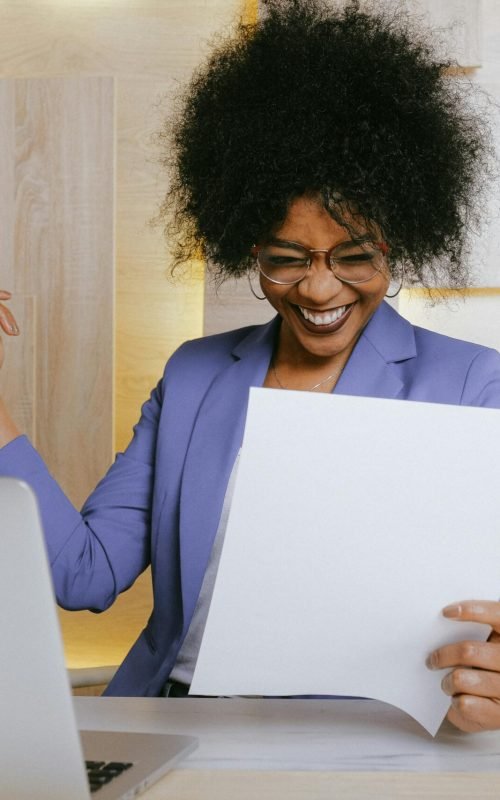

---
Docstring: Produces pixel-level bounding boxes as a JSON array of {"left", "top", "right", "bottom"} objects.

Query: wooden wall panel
[
  {"left": 0, "top": 76, "right": 116, "bottom": 671},
  {"left": 0, "top": 82, "right": 15, "bottom": 282},
  {"left": 0, "top": 2, "right": 244, "bottom": 82},
  {"left": 0, "top": 76, "right": 115, "bottom": 508}
]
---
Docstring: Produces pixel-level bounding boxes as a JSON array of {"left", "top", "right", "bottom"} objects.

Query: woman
[{"left": 1, "top": 0, "right": 500, "bottom": 731}]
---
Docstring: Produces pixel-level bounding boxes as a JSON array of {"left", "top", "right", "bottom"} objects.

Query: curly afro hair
[{"left": 158, "top": 0, "right": 493, "bottom": 288}]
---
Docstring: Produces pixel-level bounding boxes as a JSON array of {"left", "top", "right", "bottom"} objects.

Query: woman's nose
[{"left": 297, "top": 254, "right": 344, "bottom": 300}]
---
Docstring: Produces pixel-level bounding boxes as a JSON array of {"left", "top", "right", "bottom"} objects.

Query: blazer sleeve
[
  {"left": 0, "top": 374, "right": 165, "bottom": 612},
  {"left": 460, "top": 348, "right": 500, "bottom": 408}
]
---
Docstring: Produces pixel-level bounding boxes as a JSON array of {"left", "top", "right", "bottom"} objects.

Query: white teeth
[{"left": 299, "top": 305, "right": 347, "bottom": 326}]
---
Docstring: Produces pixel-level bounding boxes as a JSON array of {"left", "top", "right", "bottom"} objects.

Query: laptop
[{"left": 0, "top": 477, "right": 197, "bottom": 800}]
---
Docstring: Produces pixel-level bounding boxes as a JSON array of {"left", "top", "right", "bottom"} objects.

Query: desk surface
[{"left": 74, "top": 697, "right": 500, "bottom": 799}]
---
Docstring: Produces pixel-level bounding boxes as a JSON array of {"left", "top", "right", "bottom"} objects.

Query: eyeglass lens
[{"left": 258, "top": 240, "right": 382, "bottom": 285}]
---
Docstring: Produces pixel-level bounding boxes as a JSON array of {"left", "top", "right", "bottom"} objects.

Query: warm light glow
[
  {"left": 242, "top": 0, "right": 258, "bottom": 25},
  {"left": 401, "top": 287, "right": 500, "bottom": 299}
]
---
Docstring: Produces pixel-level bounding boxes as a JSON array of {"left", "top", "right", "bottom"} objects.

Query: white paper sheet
[{"left": 190, "top": 389, "right": 500, "bottom": 735}]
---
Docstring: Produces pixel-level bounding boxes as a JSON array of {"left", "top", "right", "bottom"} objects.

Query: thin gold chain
[{"left": 271, "top": 360, "right": 342, "bottom": 391}]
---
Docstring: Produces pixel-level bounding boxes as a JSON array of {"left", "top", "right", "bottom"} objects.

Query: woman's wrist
[{"left": 0, "top": 397, "right": 20, "bottom": 448}]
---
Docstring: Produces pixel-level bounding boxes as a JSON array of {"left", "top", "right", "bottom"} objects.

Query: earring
[
  {"left": 385, "top": 264, "right": 405, "bottom": 299},
  {"left": 247, "top": 269, "right": 267, "bottom": 301}
]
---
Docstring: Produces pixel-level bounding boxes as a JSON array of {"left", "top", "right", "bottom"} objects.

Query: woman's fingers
[
  {"left": 0, "top": 311, "right": 19, "bottom": 335},
  {"left": 442, "top": 667, "right": 500, "bottom": 699},
  {"left": 427, "top": 639, "right": 500, "bottom": 672},
  {"left": 427, "top": 601, "right": 500, "bottom": 732},
  {"left": 0, "top": 293, "right": 20, "bottom": 370},
  {"left": 441, "top": 600, "right": 500, "bottom": 632},
  {"left": 0, "top": 293, "right": 20, "bottom": 336},
  {"left": 447, "top": 695, "right": 500, "bottom": 733},
  {"left": 426, "top": 600, "right": 500, "bottom": 676}
]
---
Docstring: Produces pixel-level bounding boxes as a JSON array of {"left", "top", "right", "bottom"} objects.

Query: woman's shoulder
[
  {"left": 173, "top": 321, "right": 272, "bottom": 362},
  {"left": 160, "top": 318, "right": 276, "bottom": 387},
  {"left": 369, "top": 303, "right": 500, "bottom": 407},
  {"left": 388, "top": 307, "right": 500, "bottom": 407}
]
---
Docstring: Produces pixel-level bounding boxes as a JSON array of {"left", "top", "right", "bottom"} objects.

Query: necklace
[{"left": 271, "top": 360, "right": 343, "bottom": 392}]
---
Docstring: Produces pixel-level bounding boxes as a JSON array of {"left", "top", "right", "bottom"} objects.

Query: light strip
[
  {"left": 243, "top": 0, "right": 258, "bottom": 25},
  {"left": 402, "top": 287, "right": 500, "bottom": 298}
]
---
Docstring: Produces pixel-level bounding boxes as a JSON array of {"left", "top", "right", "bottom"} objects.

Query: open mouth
[{"left": 294, "top": 302, "right": 355, "bottom": 333}]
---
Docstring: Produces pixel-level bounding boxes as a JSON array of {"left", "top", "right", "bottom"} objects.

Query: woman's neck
[{"left": 264, "top": 327, "right": 355, "bottom": 393}]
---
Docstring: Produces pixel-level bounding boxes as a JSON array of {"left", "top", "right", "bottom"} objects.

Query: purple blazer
[{"left": 2, "top": 301, "right": 500, "bottom": 696}]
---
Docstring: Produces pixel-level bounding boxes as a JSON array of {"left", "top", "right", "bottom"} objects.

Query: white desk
[{"left": 75, "top": 697, "right": 500, "bottom": 798}]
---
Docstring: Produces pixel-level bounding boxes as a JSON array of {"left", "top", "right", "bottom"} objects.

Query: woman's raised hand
[
  {"left": 0, "top": 291, "right": 21, "bottom": 445},
  {"left": 0, "top": 290, "right": 19, "bottom": 370},
  {"left": 427, "top": 600, "right": 500, "bottom": 732}
]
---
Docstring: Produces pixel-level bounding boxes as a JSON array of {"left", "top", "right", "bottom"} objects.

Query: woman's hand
[
  {"left": 427, "top": 600, "right": 500, "bottom": 732},
  {"left": 0, "top": 290, "right": 21, "bottom": 445},
  {"left": 0, "top": 290, "right": 20, "bottom": 369}
]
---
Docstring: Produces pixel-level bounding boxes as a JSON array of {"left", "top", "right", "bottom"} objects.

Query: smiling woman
[
  {"left": 155, "top": 0, "right": 493, "bottom": 394},
  {"left": 1, "top": 0, "right": 500, "bottom": 733}
]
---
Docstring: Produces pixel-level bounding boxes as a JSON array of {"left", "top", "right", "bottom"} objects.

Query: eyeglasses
[{"left": 251, "top": 238, "right": 389, "bottom": 286}]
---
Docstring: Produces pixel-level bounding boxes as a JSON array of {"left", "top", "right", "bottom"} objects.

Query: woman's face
[{"left": 259, "top": 196, "right": 390, "bottom": 363}]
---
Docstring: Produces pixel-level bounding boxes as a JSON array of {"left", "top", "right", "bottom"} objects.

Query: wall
[{"left": 399, "top": 0, "right": 500, "bottom": 348}]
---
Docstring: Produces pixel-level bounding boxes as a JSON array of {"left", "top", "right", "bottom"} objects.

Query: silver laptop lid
[
  {"left": 0, "top": 477, "right": 89, "bottom": 799},
  {"left": 0, "top": 477, "right": 198, "bottom": 800}
]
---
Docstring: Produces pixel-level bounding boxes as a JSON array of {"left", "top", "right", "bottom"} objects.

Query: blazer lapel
[
  {"left": 178, "top": 318, "right": 279, "bottom": 625},
  {"left": 335, "top": 301, "right": 416, "bottom": 399}
]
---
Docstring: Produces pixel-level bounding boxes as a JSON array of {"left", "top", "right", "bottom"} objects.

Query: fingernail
[
  {"left": 426, "top": 652, "right": 439, "bottom": 669},
  {"left": 443, "top": 604, "right": 461, "bottom": 618}
]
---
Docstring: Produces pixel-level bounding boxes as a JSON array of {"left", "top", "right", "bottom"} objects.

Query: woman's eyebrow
[
  {"left": 336, "top": 233, "right": 372, "bottom": 244},
  {"left": 266, "top": 237, "right": 305, "bottom": 247},
  {"left": 267, "top": 235, "right": 371, "bottom": 248}
]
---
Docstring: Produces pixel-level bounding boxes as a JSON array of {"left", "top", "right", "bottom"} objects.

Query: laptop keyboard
[{"left": 85, "top": 760, "right": 133, "bottom": 793}]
